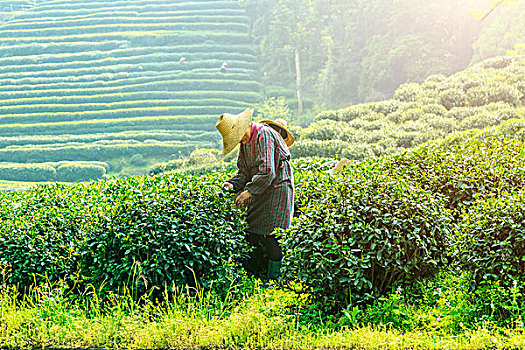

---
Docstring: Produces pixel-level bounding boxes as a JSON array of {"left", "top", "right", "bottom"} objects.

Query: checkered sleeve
[
  {"left": 226, "top": 147, "right": 250, "bottom": 192},
  {"left": 245, "top": 128, "right": 276, "bottom": 195}
]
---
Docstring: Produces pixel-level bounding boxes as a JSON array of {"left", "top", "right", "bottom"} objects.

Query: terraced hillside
[{"left": 0, "top": 0, "right": 262, "bottom": 182}]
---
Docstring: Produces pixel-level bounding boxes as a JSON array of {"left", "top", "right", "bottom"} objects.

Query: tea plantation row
[
  {"left": 288, "top": 136, "right": 525, "bottom": 310},
  {"left": 0, "top": 0, "right": 261, "bottom": 180},
  {"left": 294, "top": 55, "right": 525, "bottom": 160},
  {"left": 0, "top": 135, "right": 522, "bottom": 322}
]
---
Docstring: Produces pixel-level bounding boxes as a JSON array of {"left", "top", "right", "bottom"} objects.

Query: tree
[
  {"left": 358, "top": 0, "right": 479, "bottom": 101},
  {"left": 471, "top": 0, "right": 525, "bottom": 61},
  {"left": 243, "top": 0, "right": 511, "bottom": 111},
  {"left": 474, "top": 0, "right": 522, "bottom": 21}
]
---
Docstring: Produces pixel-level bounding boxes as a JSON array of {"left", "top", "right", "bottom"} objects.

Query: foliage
[
  {"left": 0, "top": 141, "right": 202, "bottom": 164},
  {"left": 0, "top": 277, "right": 522, "bottom": 349},
  {"left": 281, "top": 169, "right": 452, "bottom": 309},
  {"left": 352, "top": 270, "right": 525, "bottom": 331},
  {"left": 393, "top": 83, "right": 422, "bottom": 102},
  {"left": 283, "top": 133, "right": 525, "bottom": 312},
  {"left": 2, "top": 124, "right": 525, "bottom": 330},
  {"left": 150, "top": 148, "right": 236, "bottom": 176},
  {"left": 0, "top": 0, "right": 262, "bottom": 182},
  {"left": 56, "top": 163, "right": 106, "bottom": 182},
  {"left": 290, "top": 156, "right": 334, "bottom": 172},
  {"left": 129, "top": 153, "right": 147, "bottom": 166},
  {"left": 454, "top": 191, "right": 525, "bottom": 283},
  {"left": 0, "top": 172, "right": 249, "bottom": 297},
  {"left": 466, "top": 83, "right": 523, "bottom": 107},
  {"left": 0, "top": 161, "right": 111, "bottom": 182},
  {"left": 472, "top": 0, "right": 525, "bottom": 62},
  {"left": 291, "top": 139, "right": 377, "bottom": 160},
  {"left": 439, "top": 88, "right": 467, "bottom": 109},
  {"left": 377, "top": 138, "right": 525, "bottom": 212},
  {"left": 458, "top": 110, "right": 499, "bottom": 130},
  {"left": 0, "top": 163, "right": 56, "bottom": 182},
  {"left": 254, "top": 96, "right": 292, "bottom": 122},
  {"left": 466, "top": 278, "right": 525, "bottom": 327},
  {"left": 299, "top": 55, "right": 525, "bottom": 160}
]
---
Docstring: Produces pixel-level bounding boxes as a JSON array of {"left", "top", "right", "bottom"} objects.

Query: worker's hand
[
  {"left": 222, "top": 182, "right": 234, "bottom": 190},
  {"left": 235, "top": 190, "right": 252, "bottom": 208}
]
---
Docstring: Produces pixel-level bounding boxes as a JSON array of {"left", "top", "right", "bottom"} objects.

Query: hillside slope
[
  {"left": 293, "top": 55, "right": 525, "bottom": 160},
  {"left": 0, "top": 0, "right": 261, "bottom": 181}
]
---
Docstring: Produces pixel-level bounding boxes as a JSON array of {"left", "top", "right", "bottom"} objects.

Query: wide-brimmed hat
[
  {"left": 216, "top": 108, "right": 253, "bottom": 155},
  {"left": 260, "top": 119, "right": 295, "bottom": 147}
]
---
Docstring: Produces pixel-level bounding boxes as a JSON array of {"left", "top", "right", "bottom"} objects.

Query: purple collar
[{"left": 247, "top": 123, "right": 261, "bottom": 145}]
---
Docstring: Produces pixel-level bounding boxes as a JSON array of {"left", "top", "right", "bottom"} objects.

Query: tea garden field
[
  {"left": 0, "top": 123, "right": 524, "bottom": 348},
  {"left": 0, "top": 0, "right": 261, "bottom": 183},
  {"left": 0, "top": 0, "right": 524, "bottom": 347}
]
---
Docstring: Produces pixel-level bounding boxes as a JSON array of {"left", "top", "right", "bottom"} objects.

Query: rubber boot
[{"left": 267, "top": 259, "right": 282, "bottom": 281}]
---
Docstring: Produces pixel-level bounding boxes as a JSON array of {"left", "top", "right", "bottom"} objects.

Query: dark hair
[{"left": 268, "top": 124, "right": 288, "bottom": 139}]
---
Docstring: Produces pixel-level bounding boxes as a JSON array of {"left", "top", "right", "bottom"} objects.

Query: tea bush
[
  {"left": 56, "top": 163, "right": 106, "bottom": 182},
  {"left": 368, "top": 99, "right": 401, "bottom": 115},
  {"left": 477, "top": 56, "right": 515, "bottom": 70},
  {"left": 315, "top": 104, "right": 376, "bottom": 122},
  {"left": 393, "top": 82, "right": 421, "bottom": 102},
  {"left": 188, "top": 148, "right": 221, "bottom": 164},
  {"left": 454, "top": 191, "right": 525, "bottom": 283},
  {"left": 149, "top": 148, "right": 236, "bottom": 176},
  {"left": 0, "top": 163, "right": 57, "bottom": 181},
  {"left": 412, "top": 129, "right": 450, "bottom": 146},
  {"left": 439, "top": 87, "right": 466, "bottom": 109},
  {"left": 301, "top": 120, "right": 346, "bottom": 141},
  {"left": 419, "top": 114, "right": 456, "bottom": 133},
  {"left": 0, "top": 185, "right": 90, "bottom": 287},
  {"left": 150, "top": 159, "right": 186, "bottom": 175},
  {"left": 0, "top": 173, "right": 249, "bottom": 297},
  {"left": 284, "top": 136, "right": 525, "bottom": 311},
  {"left": 445, "top": 106, "right": 485, "bottom": 121},
  {"left": 129, "top": 153, "right": 147, "bottom": 166},
  {"left": 82, "top": 174, "right": 248, "bottom": 295},
  {"left": 298, "top": 56, "right": 525, "bottom": 162},
  {"left": 422, "top": 103, "right": 448, "bottom": 116},
  {"left": 281, "top": 169, "right": 452, "bottom": 309},
  {"left": 459, "top": 110, "right": 499, "bottom": 130},
  {"left": 290, "top": 156, "right": 334, "bottom": 172},
  {"left": 342, "top": 143, "right": 377, "bottom": 160},
  {"left": 466, "top": 83, "right": 522, "bottom": 107},
  {"left": 314, "top": 109, "right": 340, "bottom": 121},
  {"left": 379, "top": 138, "right": 525, "bottom": 212},
  {"left": 291, "top": 139, "right": 352, "bottom": 159}
]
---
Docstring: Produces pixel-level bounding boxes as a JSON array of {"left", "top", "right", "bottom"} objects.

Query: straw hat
[
  {"left": 260, "top": 119, "right": 295, "bottom": 147},
  {"left": 325, "top": 158, "right": 351, "bottom": 175},
  {"left": 216, "top": 108, "right": 253, "bottom": 155}
]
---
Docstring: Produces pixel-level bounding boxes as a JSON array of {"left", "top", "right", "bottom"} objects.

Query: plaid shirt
[{"left": 227, "top": 123, "right": 294, "bottom": 235}]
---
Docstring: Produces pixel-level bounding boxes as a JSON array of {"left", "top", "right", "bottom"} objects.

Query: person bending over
[{"left": 216, "top": 109, "right": 294, "bottom": 281}]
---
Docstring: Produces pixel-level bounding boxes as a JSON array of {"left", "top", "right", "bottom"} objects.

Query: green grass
[{"left": 0, "top": 279, "right": 522, "bottom": 349}]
